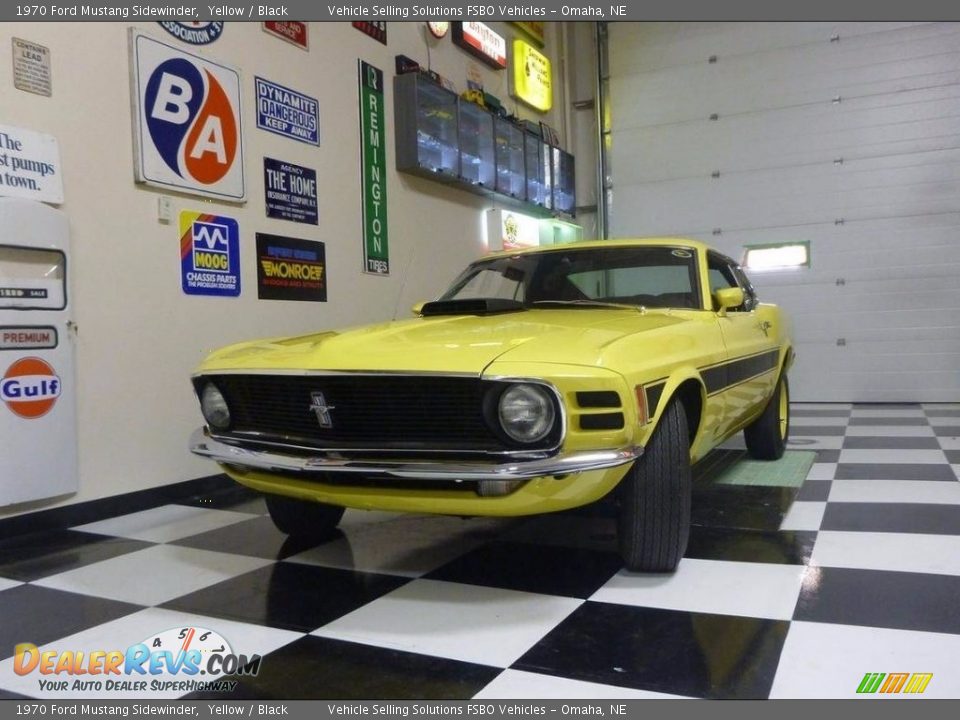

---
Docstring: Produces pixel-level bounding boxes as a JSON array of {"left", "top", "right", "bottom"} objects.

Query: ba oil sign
[{"left": 130, "top": 30, "right": 245, "bottom": 201}]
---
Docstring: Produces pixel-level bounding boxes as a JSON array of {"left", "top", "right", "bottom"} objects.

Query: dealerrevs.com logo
[
  {"left": 857, "top": 672, "right": 933, "bottom": 695},
  {"left": 13, "top": 627, "right": 260, "bottom": 695}
]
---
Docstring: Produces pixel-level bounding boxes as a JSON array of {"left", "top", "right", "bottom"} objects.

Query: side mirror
[
  {"left": 714, "top": 287, "right": 744, "bottom": 316},
  {"left": 411, "top": 302, "right": 425, "bottom": 316}
]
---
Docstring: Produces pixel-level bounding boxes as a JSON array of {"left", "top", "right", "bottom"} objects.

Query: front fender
[{"left": 638, "top": 367, "right": 710, "bottom": 459}]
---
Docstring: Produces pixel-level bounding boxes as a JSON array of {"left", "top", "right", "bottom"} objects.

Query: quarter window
[{"left": 707, "top": 252, "right": 749, "bottom": 312}]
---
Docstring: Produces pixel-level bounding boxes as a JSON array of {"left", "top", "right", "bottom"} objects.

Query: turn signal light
[{"left": 634, "top": 386, "right": 649, "bottom": 426}]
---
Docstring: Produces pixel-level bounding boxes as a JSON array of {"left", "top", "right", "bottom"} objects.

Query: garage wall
[
  {"left": 607, "top": 22, "right": 960, "bottom": 402},
  {"left": 0, "top": 21, "right": 568, "bottom": 516}
]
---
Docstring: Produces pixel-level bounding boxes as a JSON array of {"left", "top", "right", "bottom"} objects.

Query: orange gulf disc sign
[{"left": 1, "top": 357, "right": 62, "bottom": 419}]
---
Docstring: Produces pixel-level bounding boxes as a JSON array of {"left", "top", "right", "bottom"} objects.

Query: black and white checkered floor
[{"left": 1, "top": 403, "right": 959, "bottom": 700}]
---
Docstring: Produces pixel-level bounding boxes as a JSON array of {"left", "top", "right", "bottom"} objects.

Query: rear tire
[
  {"left": 617, "top": 400, "right": 692, "bottom": 572},
  {"left": 265, "top": 495, "right": 344, "bottom": 539},
  {"left": 744, "top": 374, "right": 790, "bottom": 460}
]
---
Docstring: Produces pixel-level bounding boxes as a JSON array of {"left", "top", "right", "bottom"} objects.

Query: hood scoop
[{"left": 420, "top": 298, "right": 525, "bottom": 316}]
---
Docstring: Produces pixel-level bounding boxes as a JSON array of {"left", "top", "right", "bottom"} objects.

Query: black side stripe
[
  {"left": 641, "top": 349, "right": 778, "bottom": 417},
  {"left": 702, "top": 349, "right": 780, "bottom": 395}
]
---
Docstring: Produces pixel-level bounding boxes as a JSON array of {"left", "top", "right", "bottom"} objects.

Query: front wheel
[
  {"left": 617, "top": 399, "right": 692, "bottom": 572},
  {"left": 265, "top": 494, "right": 344, "bottom": 539},
  {"left": 744, "top": 374, "right": 790, "bottom": 460}
]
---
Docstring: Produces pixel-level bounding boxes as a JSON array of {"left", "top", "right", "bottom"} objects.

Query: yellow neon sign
[{"left": 511, "top": 39, "right": 552, "bottom": 112}]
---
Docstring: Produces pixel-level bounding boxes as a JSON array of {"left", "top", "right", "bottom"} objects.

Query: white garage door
[{"left": 607, "top": 22, "right": 960, "bottom": 402}]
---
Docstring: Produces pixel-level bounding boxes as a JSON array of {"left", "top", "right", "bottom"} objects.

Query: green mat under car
[{"left": 693, "top": 449, "right": 817, "bottom": 488}]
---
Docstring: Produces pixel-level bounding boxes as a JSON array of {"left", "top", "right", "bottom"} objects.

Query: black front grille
[{"left": 197, "top": 374, "right": 550, "bottom": 454}]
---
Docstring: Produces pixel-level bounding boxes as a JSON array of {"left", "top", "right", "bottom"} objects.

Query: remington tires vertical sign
[{"left": 359, "top": 61, "right": 389, "bottom": 275}]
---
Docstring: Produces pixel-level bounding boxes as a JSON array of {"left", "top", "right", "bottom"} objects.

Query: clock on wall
[{"left": 427, "top": 22, "right": 450, "bottom": 39}]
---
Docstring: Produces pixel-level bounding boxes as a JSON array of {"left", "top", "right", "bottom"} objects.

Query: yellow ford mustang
[{"left": 190, "top": 238, "right": 793, "bottom": 571}]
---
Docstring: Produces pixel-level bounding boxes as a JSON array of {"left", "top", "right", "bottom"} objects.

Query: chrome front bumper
[{"left": 189, "top": 428, "right": 641, "bottom": 481}]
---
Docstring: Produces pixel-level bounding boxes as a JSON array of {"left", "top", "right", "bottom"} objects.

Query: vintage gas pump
[{"left": 0, "top": 196, "right": 77, "bottom": 505}]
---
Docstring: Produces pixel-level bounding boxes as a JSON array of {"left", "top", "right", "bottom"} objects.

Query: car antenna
[{"left": 391, "top": 246, "right": 418, "bottom": 320}]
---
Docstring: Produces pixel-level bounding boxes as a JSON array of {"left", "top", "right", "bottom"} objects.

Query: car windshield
[{"left": 440, "top": 246, "right": 701, "bottom": 310}]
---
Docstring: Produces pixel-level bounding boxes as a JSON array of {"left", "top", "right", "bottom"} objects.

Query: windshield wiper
[{"left": 530, "top": 300, "right": 642, "bottom": 311}]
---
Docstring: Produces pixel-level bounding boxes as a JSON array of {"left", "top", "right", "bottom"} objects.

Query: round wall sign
[{"left": 427, "top": 22, "right": 450, "bottom": 39}]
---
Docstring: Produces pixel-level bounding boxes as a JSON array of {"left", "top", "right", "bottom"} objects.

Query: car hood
[{"left": 197, "top": 309, "right": 688, "bottom": 375}]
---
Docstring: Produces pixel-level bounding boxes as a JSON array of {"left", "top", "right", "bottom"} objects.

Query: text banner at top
[{"left": 3, "top": 0, "right": 960, "bottom": 22}]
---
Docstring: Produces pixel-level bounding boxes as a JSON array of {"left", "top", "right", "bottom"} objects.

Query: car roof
[{"left": 484, "top": 237, "right": 714, "bottom": 260}]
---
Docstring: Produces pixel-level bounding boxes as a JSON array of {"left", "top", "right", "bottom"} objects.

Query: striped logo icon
[{"left": 857, "top": 672, "right": 933, "bottom": 694}]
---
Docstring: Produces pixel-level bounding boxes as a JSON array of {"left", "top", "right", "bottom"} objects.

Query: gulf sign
[
  {"left": 1, "top": 357, "right": 61, "bottom": 419},
  {"left": 130, "top": 31, "right": 245, "bottom": 201}
]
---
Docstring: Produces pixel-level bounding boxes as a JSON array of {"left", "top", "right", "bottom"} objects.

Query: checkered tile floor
[{"left": 1, "top": 403, "right": 958, "bottom": 700}]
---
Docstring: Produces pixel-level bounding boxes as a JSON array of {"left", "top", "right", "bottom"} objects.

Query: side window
[{"left": 707, "top": 253, "right": 747, "bottom": 312}]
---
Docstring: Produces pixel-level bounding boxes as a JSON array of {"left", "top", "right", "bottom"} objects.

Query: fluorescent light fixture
[{"left": 743, "top": 242, "right": 810, "bottom": 271}]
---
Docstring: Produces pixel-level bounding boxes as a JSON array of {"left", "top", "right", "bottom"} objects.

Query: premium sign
[
  {"left": 179, "top": 211, "right": 241, "bottom": 297},
  {"left": 0, "top": 124, "right": 63, "bottom": 204},
  {"left": 358, "top": 61, "right": 389, "bottom": 275},
  {"left": 262, "top": 21, "right": 309, "bottom": 50},
  {"left": 256, "top": 233, "right": 326, "bottom": 302},
  {"left": 263, "top": 157, "right": 318, "bottom": 225},
  {"left": 130, "top": 31, "right": 245, "bottom": 202},
  {"left": 452, "top": 22, "right": 506, "bottom": 69},
  {"left": 12, "top": 38, "right": 52, "bottom": 96},
  {"left": 255, "top": 77, "right": 320, "bottom": 146},
  {"left": 511, "top": 39, "right": 552, "bottom": 112},
  {"left": 0, "top": 327, "right": 57, "bottom": 351}
]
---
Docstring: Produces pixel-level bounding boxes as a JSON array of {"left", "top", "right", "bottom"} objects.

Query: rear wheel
[
  {"left": 617, "top": 399, "right": 692, "bottom": 572},
  {"left": 744, "top": 374, "right": 790, "bottom": 460},
  {"left": 265, "top": 495, "right": 344, "bottom": 539}
]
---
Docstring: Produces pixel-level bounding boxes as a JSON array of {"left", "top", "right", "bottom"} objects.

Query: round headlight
[
  {"left": 200, "top": 383, "right": 231, "bottom": 430},
  {"left": 498, "top": 383, "right": 556, "bottom": 444}
]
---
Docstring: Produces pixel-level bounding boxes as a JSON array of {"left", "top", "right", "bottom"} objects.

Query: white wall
[
  {"left": 606, "top": 22, "right": 960, "bottom": 402},
  {"left": 0, "top": 20, "right": 569, "bottom": 516}
]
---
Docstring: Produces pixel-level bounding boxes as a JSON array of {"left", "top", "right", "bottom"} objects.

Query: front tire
[
  {"left": 265, "top": 495, "right": 344, "bottom": 539},
  {"left": 744, "top": 374, "right": 790, "bottom": 460},
  {"left": 617, "top": 400, "right": 692, "bottom": 572}
]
